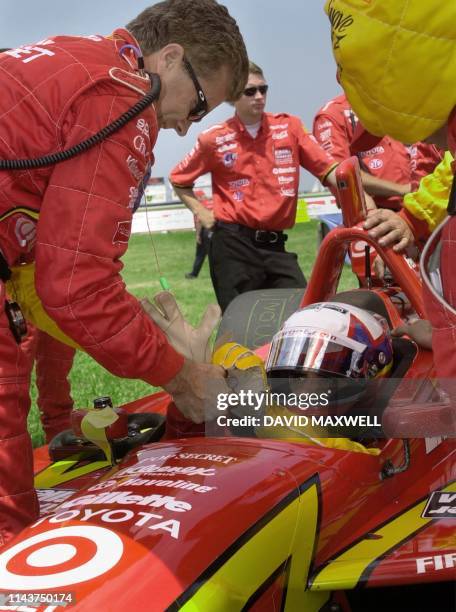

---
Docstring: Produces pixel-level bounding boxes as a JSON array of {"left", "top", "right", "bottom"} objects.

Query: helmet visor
[{"left": 266, "top": 328, "right": 367, "bottom": 379}]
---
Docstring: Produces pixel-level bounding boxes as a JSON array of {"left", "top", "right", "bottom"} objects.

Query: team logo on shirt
[
  {"left": 112, "top": 220, "right": 132, "bottom": 245},
  {"left": 223, "top": 152, "right": 237, "bottom": 167},
  {"left": 274, "top": 147, "right": 293, "bottom": 166},
  {"left": 368, "top": 158, "right": 383, "bottom": 170},
  {"left": 233, "top": 191, "right": 244, "bottom": 202}
]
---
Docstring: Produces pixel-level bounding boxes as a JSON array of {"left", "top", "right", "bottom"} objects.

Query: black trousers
[
  {"left": 208, "top": 223, "right": 306, "bottom": 312},
  {"left": 189, "top": 228, "right": 212, "bottom": 277}
]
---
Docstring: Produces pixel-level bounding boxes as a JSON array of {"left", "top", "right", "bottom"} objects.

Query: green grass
[{"left": 28, "top": 221, "right": 356, "bottom": 446}]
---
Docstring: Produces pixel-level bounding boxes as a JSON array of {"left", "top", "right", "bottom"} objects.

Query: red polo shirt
[
  {"left": 170, "top": 112, "right": 336, "bottom": 230},
  {"left": 313, "top": 94, "right": 411, "bottom": 210}
]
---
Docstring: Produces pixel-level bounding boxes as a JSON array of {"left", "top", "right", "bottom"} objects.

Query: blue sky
[{"left": 1, "top": 0, "right": 342, "bottom": 187}]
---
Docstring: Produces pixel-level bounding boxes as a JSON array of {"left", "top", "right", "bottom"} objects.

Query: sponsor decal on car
[
  {"left": 0, "top": 525, "right": 124, "bottom": 590},
  {"left": 115, "top": 459, "right": 216, "bottom": 478},
  {"left": 36, "top": 488, "right": 77, "bottom": 515},
  {"left": 33, "top": 507, "right": 183, "bottom": 540},
  {"left": 422, "top": 491, "right": 456, "bottom": 518},
  {"left": 60, "top": 491, "right": 192, "bottom": 513},
  {"left": 416, "top": 553, "right": 456, "bottom": 574},
  {"left": 87, "top": 478, "right": 216, "bottom": 494}
]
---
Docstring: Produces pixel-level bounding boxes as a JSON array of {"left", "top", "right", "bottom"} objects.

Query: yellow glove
[
  {"left": 141, "top": 291, "right": 221, "bottom": 363},
  {"left": 212, "top": 342, "right": 268, "bottom": 397}
]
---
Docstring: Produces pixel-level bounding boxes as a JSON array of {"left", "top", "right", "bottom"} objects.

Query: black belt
[{"left": 216, "top": 221, "right": 287, "bottom": 244}]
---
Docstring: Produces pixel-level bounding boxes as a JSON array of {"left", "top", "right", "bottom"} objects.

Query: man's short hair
[
  {"left": 127, "top": 0, "right": 248, "bottom": 102},
  {"left": 248, "top": 61, "right": 264, "bottom": 79}
]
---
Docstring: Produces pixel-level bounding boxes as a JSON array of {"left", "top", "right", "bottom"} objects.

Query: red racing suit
[
  {"left": 170, "top": 112, "right": 337, "bottom": 230},
  {"left": 20, "top": 328, "right": 75, "bottom": 443},
  {"left": 0, "top": 30, "right": 184, "bottom": 544},
  {"left": 313, "top": 94, "right": 412, "bottom": 210}
]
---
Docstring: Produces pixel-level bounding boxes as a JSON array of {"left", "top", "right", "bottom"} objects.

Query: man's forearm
[
  {"left": 173, "top": 185, "right": 204, "bottom": 215},
  {"left": 360, "top": 171, "right": 410, "bottom": 198}
]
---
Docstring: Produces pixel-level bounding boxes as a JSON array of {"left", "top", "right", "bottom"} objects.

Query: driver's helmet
[{"left": 266, "top": 302, "right": 393, "bottom": 381}]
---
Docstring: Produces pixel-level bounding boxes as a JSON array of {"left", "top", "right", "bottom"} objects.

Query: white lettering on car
[{"left": 416, "top": 553, "right": 456, "bottom": 574}]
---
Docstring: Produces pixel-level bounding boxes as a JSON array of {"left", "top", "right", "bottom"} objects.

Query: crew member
[
  {"left": 170, "top": 61, "right": 339, "bottom": 312},
  {"left": 313, "top": 94, "right": 412, "bottom": 210},
  {"left": 324, "top": 0, "right": 456, "bottom": 379},
  {"left": 0, "top": 0, "right": 248, "bottom": 545},
  {"left": 185, "top": 190, "right": 213, "bottom": 279},
  {"left": 20, "top": 327, "right": 75, "bottom": 443}
]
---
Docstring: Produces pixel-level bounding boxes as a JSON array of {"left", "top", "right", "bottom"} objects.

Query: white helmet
[{"left": 266, "top": 302, "right": 393, "bottom": 380}]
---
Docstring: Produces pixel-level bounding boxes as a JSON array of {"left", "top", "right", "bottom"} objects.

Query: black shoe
[{"left": 185, "top": 273, "right": 197, "bottom": 279}]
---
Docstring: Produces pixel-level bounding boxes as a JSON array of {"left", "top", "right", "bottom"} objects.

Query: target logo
[
  {"left": 350, "top": 240, "right": 369, "bottom": 258},
  {"left": 0, "top": 526, "right": 123, "bottom": 590}
]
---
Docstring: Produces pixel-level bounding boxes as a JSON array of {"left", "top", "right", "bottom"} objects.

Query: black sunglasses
[
  {"left": 244, "top": 85, "right": 269, "bottom": 97},
  {"left": 183, "top": 56, "right": 209, "bottom": 122}
]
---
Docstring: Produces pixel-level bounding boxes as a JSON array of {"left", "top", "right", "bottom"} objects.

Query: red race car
[{"left": 0, "top": 159, "right": 454, "bottom": 612}]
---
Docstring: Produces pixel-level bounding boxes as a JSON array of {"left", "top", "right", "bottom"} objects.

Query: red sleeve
[
  {"left": 295, "top": 119, "right": 338, "bottom": 182},
  {"left": 35, "top": 85, "right": 184, "bottom": 387},
  {"left": 169, "top": 135, "right": 213, "bottom": 187},
  {"left": 399, "top": 207, "right": 430, "bottom": 247},
  {"left": 312, "top": 113, "right": 351, "bottom": 162}
]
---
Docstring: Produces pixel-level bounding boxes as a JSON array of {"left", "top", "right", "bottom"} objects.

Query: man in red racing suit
[
  {"left": 313, "top": 94, "right": 442, "bottom": 211},
  {"left": 0, "top": 0, "right": 248, "bottom": 546},
  {"left": 20, "top": 328, "right": 75, "bottom": 443}
]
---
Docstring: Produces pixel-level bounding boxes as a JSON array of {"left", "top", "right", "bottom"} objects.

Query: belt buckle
[
  {"left": 254, "top": 230, "right": 279, "bottom": 244},
  {"left": 254, "top": 230, "right": 269, "bottom": 243}
]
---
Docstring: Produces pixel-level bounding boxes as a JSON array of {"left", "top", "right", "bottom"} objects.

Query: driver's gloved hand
[{"left": 141, "top": 291, "right": 221, "bottom": 363}]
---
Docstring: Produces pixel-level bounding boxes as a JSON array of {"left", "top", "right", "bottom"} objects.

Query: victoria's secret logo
[{"left": 327, "top": 0, "right": 354, "bottom": 49}]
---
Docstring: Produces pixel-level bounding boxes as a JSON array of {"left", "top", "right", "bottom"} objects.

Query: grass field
[{"left": 27, "top": 221, "right": 356, "bottom": 447}]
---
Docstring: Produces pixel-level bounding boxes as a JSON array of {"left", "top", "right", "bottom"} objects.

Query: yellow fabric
[
  {"left": 324, "top": 0, "right": 456, "bottom": 142},
  {"left": 6, "top": 262, "right": 80, "bottom": 349},
  {"left": 403, "top": 151, "right": 454, "bottom": 231},
  {"left": 212, "top": 342, "right": 265, "bottom": 371},
  {"left": 255, "top": 404, "right": 380, "bottom": 456},
  {"left": 212, "top": 342, "right": 380, "bottom": 455}
]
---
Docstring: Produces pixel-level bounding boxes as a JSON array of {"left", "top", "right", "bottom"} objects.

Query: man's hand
[
  {"left": 373, "top": 254, "right": 386, "bottom": 279},
  {"left": 364, "top": 209, "right": 414, "bottom": 251},
  {"left": 163, "top": 359, "right": 228, "bottom": 423},
  {"left": 392, "top": 319, "right": 433, "bottom": 350},
  {"left": 197, "top": 206, "right": 215, "bottom": 230},
  {"left": 142, "top": 292, "right": 221, "bottom": 363},
  {"left": 364, "top": 192, "right": 377, "bottom": 213}
]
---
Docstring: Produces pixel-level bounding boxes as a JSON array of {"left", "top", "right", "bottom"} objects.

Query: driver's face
[{"left": 155, "top": 56, "right": 230, "bottom": 136}]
